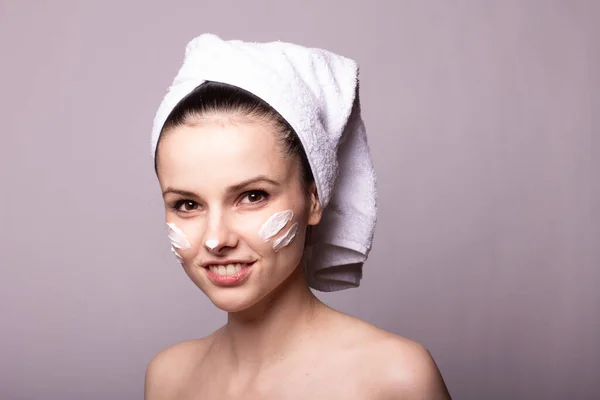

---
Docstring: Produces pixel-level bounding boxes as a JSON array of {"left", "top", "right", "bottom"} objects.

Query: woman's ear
[{"left": 307, "top": 182, "right": 322, "bottom": 226}]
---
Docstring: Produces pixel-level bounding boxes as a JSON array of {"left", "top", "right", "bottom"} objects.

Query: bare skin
[
  {"left": 146, "top": 114, "right": 451, "bottom": 399},
  {"left": 145, "top": 273, "right": 450, "bottom": 399}
]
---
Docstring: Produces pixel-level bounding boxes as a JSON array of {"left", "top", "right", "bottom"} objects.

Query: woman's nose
[{"left": 203, "top": 212, "right": 238, "bottom": 254}]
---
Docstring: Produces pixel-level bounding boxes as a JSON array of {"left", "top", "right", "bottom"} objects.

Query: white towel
[{"left": 151, "top": 34, "right": 377, "bottom": 292}]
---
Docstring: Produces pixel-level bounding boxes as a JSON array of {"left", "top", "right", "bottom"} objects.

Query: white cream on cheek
[
  {"left": 258, "top": 210, "right": 294, "bottom": 241},
  {"left": 272, "top": 223, "right": 299, "bottom": 252},
  {"left": 170, "top": 245, "right": 184, "bottom": 262},
  {"left": 257, "top": 209, "right": 299, "bottom": 252},
  {"left": 166, "top": 223, "right": 191, "bottom": 263},
  {"left": 167, "top": 223, "right": 191, "bottom": 249}
]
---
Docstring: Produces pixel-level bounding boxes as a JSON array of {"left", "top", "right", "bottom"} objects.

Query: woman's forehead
[{"left": 157, "top": 122, "right": 295, "bottom": 188}]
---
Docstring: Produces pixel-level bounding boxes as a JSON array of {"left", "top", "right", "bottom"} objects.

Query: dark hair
[{"left": 154, "top": 81, "right": 314, "bottom": 191}]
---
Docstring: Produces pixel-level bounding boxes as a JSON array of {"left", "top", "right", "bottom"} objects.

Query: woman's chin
[{"left": 206, "top": 289, "right": 263, "bottom": 314}]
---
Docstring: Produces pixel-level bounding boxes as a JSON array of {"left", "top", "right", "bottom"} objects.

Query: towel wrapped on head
[{"left": 151, "top": 34, "right": 377, "bottom": 292}]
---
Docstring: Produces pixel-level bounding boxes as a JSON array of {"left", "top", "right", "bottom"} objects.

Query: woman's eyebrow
[
  {"left": 161, "top": 188, "right": 198, "bottom": 198},
  {"left": 226, "top": 176, "right": 279, "bottom": 193}
]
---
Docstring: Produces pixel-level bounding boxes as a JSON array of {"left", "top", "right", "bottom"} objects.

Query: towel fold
[{"left": 151, "top": 34, "right": 377, "bottom": 292}]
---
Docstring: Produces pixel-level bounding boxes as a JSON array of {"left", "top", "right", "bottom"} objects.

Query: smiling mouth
[{"left": 204, "top": 262, "right": 255, "bottom": 276}]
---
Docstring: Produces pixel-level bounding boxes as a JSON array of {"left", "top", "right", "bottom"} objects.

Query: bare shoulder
[
  {"left": 144, "top": 335, "right": 215, "bottom": 400},
  {"left": 326, "top": 312, "right": 451, "bottom": 399},
  {"left": 368, "top": 332, "right": 451, "bottom": 399}
]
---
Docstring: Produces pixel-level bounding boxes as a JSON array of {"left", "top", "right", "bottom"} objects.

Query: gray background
[{"left": 1, "top": 1, "right": 598, "bottom": 399}]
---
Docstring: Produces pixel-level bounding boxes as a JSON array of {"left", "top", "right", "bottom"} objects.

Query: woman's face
[{"left": 156, "top": 116, "right": 320, "bottom": 312}]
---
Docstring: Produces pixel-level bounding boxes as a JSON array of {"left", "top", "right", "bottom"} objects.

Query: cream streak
[
  {"left": 170, "top": 245, "right": 183, "bottom": 262},
  {"left": 258, "top": 210, "right": 294, "bottom": 241},
  {"left": 166, "top": 222, "right": 191, "bottom": 249},
  {"left": 273, "top": 223, "right": 299, "bottom": 252}
]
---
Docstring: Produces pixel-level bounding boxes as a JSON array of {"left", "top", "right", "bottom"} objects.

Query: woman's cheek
[
  {"left": 252, "top": 209, "right": 300, "bottom": 253},
  {"left": 238, "top": 220, "right": 273, "bottom": 254},
  {"left": 257, "top": 210, "right": 294, "bottom": 241},
  {"left": 166, "top": 221, "right": 201, "bottom": 262},
  {"left": 272, "top": 223, "right": 299, "bottom": 252}
]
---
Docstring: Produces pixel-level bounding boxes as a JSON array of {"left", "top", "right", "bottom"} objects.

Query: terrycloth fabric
[{"left": 151, "top": 34, "right": 377, "bottom": 292}]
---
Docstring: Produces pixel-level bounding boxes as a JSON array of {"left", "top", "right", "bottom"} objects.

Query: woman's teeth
[{"left": 208, "top": 263, "right": 245, "bottom": 276}]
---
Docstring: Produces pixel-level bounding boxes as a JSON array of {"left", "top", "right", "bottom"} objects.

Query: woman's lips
[{"left": 204, "top": 262, "right": 254, "bottom": 286}]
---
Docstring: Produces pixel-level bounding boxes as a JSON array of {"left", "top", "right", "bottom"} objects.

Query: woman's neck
[{"left": 218, "top": 265, "right": 327, "bottom": 370}]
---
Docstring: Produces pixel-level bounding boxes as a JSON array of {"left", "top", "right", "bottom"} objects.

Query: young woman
[{"left": 145, "top": 34, "right": 450, "bottom": 399}]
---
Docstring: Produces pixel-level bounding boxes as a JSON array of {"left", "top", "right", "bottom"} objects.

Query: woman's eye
[
  {"left": 241, "top": 190, "right": 268, "bottom": 204},
  {"left": 174, "top": 200, "right": 199, "bottom": 212}
]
